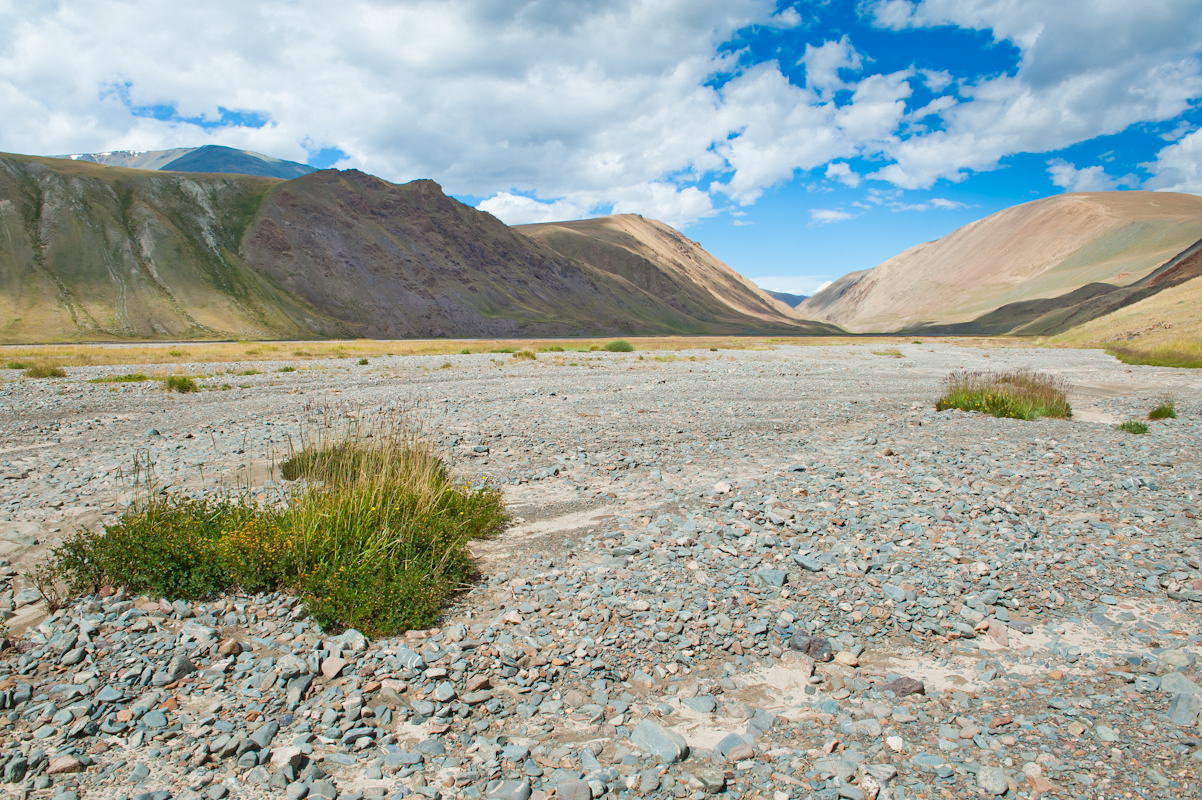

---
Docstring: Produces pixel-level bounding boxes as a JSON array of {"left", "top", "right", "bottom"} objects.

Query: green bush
[
  {"left": 278, "top": 365, "right": 297, "bottom": 373},
  {"left": 89, "top": 373, "right": 149, "bottom": 383},
  {"left": 604, "top": 340, "right": 634, "bottom": 352},
  {"left": 513, "top": 350, "right": 536, "bottom": 360},
  {"left": 358, "top": 358, "right": 369, "bottom": 365},
  {"left": 459, "top": 348, "right": 472, "bottom": 355},
  {"left": 164, "top": 376, "right": 199, "bottom": 393},
  {"left": 541, "top": 345, "right": 564, "bottom": 352},
  {"left": 1118, "top": 420, "right": 1149, "bottom": 434},
  {"left": 1148, "top": 398, "right": 1177, "bottom": 420},
  {"left": 935, "top": 369, "right": 1072, "bottom": 420},
  {"left": 5, "top": 361, "right": 27, "bottom": 370},
  {"left": 236, "top": 369, "right": 261, "bottom": 376},
  {"left": 23, "top": 364, "right": 67, "bottom": 378},
  {"left": 50, "top": 418, "right": 507, "bottom": 636}
]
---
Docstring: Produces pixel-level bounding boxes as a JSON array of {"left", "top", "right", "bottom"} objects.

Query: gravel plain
[{"left": 0, "top": 341, "right": 1200, "bottom": 800}]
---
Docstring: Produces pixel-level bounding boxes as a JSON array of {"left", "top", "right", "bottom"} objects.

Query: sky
[{"left": 3, "top": 1, "right": 1202, "bottom": 296}]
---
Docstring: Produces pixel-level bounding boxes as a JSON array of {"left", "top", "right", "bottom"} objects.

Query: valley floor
[{"left": 0, "top": 341, "right": 1200, "bottom": 800}]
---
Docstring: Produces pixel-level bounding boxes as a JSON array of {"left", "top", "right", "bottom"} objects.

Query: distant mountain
[
  {"left": 764, "top": 289, "right": 807, "bottom": 308},
  {"left": 798, "top": 192, "right": 1202, "bottom": 333},
  {"left": 0, "top": 152, "right": 840, "bottom": 342},
  {"left": 55, "top": 145, "right": 317, "bottom": 180},
  {"left": 516, "top": 215, "right": 811, "bottom": 330}
]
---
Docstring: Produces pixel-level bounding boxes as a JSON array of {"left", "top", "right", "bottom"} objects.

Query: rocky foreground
[{"left": 0, "top": 342, "right": 1200, "bottom": 800}]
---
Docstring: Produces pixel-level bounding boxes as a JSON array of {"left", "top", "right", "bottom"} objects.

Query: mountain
[
  {"left": 515, "top": 215, "right": 807, "bottom": 330},
  {"left": 798, "top": 192, "right": 1202, "bottom": 333},
  {"left": 55, "top": 145, "right": 317, "bottom": 180},
  {"left": 0, "top": 153, "right": 839, "bottom": 342},
  {"left": 764, "top": 289, "right": 807, "bottom": 307}
]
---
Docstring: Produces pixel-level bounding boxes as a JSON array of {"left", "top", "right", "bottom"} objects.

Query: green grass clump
[
  {"left": 513, "top": 350, "right": 536, "bottom": 360},
  {"left": 89, "top": 373, "right": 149, "bottom": 383},
  {"left": 490, "top": 347, "right": 516, "bottom": 354},
  {"left": 278, "top": 365, "right": 297, "bottom": 373},
  {"left": 935, "top": 369, "right": 1072, "bottom": 420},
  {"left": 358, "top": 358, "right": 369, "bottom": 365},
  {"left": 604, "top": 340, "right": 634, "bottom": 352},
  {"left": 872, "top": 349, "right": 904, "bottom": 358},
  {"left": 1148, "top": 397, "right": 1177, "bottom": 420},
  {"left": 459, "top": 348, "right": 472, "bottom": 355},
  {"left": 167, "top": 349, "right": 184, "bottom": 357},
  {"left": 1107, "top": 344, "right": 1202, "bottom": 369},
  {"left": 49, "top": 418, "right": 506, "bottom": 636},
  {"left": 164, "top": 375, "right": 199, "bottom": 393},
  {"left": 24, "top": 364, "right": 67, "bottom": 378},
  {"left": 541, "top": 345, "right": 564, "bottom": 352},
  {"left": 1118, "top": 420, "right": 1149, "bottom": 434},
  {"left": 5, "top": 361, "right": 27, "bottom": 370},
  {"left": 236, "top": 369, "right": 261, "bottom": 376}
]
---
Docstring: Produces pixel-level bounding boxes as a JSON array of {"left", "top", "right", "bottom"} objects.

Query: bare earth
[{"left": 0, "top": 342, "right": 1200, "bottom": 800}]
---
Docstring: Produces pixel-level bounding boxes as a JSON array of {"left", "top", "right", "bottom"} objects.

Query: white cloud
[
  {"left": 809, "top": 208, "right": 855, "bottom": 225},
  {"left": 1, "top": 0, "right": 1199, "bottom": 227},
  {"left": 825, "top": 161, "right": 861, "bottom": 187},
  {"left": 1046, "top": 158, "right": 1140, "bottom": 192},
  {"left": 864, "top": 0, "right": 1202, "bottom": 188},
  {"left": 1143, "top": 129, "right": 1202, "bottom": 194}
]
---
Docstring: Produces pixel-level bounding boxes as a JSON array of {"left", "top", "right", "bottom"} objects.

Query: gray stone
[
  {"left": 555, "top": 779, "right": 592, "bottom": 800},
  {"left": 485, "top": 780, "right": 532, "bottom": 800},
  {"left": 1160, "top": 671, "right": 1202, "bottom": 697},
  {"left": 152, "top": 654, "right": 196, "bottom": 686},
  {"left": 682, "top": 696, "right": 717, "bottom": 713},
  {"left": 977, "top": 766, "right": 1008, "bottom": 795},
  {"left": 1168, "top": 693, "right": 1202, "bottom": 727},
  {"left": 630, "top": 718, "right": 689, "bottom": 763}
]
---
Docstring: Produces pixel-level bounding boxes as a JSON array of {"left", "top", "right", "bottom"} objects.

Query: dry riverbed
[{"left": 0, "top": 342, "right": 1199, "bottom": 800}]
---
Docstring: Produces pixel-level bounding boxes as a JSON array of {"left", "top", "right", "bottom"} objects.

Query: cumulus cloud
[
  {"left": 824, "top": 162, "right": 861, "bottom": 187},
  {"left": 865, "top": 0, "right": 1202, "bottom": 188},
  {"left": 809, "top": 208, "right": 855, "bottom": 225},
  {"left": 1143, "top": 129, "right": 1202, "bottom": 194},
  {"left": 1, "top": 0, "right": 1199, "bottom": 228}
]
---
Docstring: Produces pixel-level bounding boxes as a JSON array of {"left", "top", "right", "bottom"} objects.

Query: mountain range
[
  {"left": 0, "top": 152, "right": 829, "bottom": 342},
  {"left": 54, "top": 145, "right": 317, "bottom": 180}
]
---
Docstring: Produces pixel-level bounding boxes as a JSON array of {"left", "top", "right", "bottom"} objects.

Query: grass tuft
[
  {"left": 1148, "top": 397, "right": 1177, "bottom": 420},
  {"left": 278, "top": 365, "right": 297, "bottom": 373},
  {"left": 164, "top": 375, "right": 199, "bottom": 393},
  {"left": 1118, "top": 420, "right": 1149, "bottom": 435},
  {"left": 89, "top": 373, "right": 149, "bottom": 383},
  {"left": 49, "top": 416, "right": 507, "bottom": 636},
  {"left": 872, "top": 349, "right": 904, "bottom": 358},
  {"left": 540, "top": 345, "right": 564, "bottom": 352},
  {"left": 935, "top": 369, "right": 1072, "bottom": 420},
  {"left": 358, "top": 358, "right": 369, "bottom": 365},
  {"left": 23, "top": 363, "right": 66, "bottom": 378},
  {"left": 513, "top": 350, "right": 536, "bottom": 360},
  {"left": 604, "top": 340, "right": 634, "bottom": 352},
  {"left": 5, "top": 361, "right": 27, "bottom": 370}
]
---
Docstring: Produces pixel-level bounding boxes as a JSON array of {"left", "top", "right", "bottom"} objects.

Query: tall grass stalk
[{"left": 935, "top": 369, "right": 1072, "bottom": 420}]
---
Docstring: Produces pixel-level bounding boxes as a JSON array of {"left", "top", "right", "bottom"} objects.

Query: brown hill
[
  {"left": 516, "top": 214, "right": 806, "bottom": 329},
  {"left": 798, "top": 192, "right": 1202, "bottom": 332},
  {"left": 0, "top": 153, "right": 839, "bottom": 341}
]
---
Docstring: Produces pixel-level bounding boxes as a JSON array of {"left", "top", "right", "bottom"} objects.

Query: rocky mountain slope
[
  {"left": 799, "top": 192, "right": 1202, "bottom": 333},
  {"left": 0, "top": 154, "right": 838, "bottom": 341},
  {"left": 55, "top": 145, "right": 317, "bottom": 180},
  {"left": 517, "top": 215, "right": 802, "bottom": 328}
]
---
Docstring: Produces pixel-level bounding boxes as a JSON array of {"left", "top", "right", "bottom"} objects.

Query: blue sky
[{"left": 3, "top": 1, "right": 1201, "bottom": 295}]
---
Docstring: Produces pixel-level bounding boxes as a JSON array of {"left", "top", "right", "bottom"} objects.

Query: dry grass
[
  {"left": 1050, "top": 275, "right": 1202, "bottom": 368},
  {"left": 0, "top": 335, "right": 1045, "bottom": 368},
  {"left": 936, "top": 368, "right": 1072, "bottom": 420}
]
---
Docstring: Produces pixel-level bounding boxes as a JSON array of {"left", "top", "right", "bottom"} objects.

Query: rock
[
  {"left": 788, "top": 633, "right": 833, "bottom": 661},
  {"left": 1159, "top": 672, "right": 1202, "bottom": 697},
  {"left": 1168, "top": 693, "right": 1202, "bottom": 727},
  {"left": 485, "top": 780, "right": 532, "bottom": 800},
  {"left": 557, "top": 779, "right": 592, "bottom": 800},
  {"left": 977, "top": 766, "right": 1008, "bottom": 795},
  {"left": 780, "top": 650, "right": 815, "bottom": 675},
  {"left": 835, "top": 651, "right": 859, "bottom": 667},
  {"left": 885, "top": 677, "right": 925, "bottom": 697},
  {"left": 682, "top": 696, "right": 718, "bottom": 713},
  {"left": 321, "top": 656, "right": 348, "bottom": 679},
  {"left": 152, "top": 654, "right": 196, "bottom": 686},
  {"left": 690, "top": 768, "right": 726, "bottom": 793},
  {"left": 630, "top": 719, "right": 689, "bottom": 763},
  {"left": 47, "top": 756, "right": 83, "bottom": 775}
]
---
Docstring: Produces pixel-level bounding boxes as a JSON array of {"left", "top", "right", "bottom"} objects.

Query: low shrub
[
  {"left": 23, "top": 364, "right": 67, "bottom": 378},
  {"left": 513, "top": 350, "right": 536, "bottom": 360},
  {"left": 358, "top": 358, "right": 369, "bottom": 365},
  {"left": 935, "top": 369, "right": 1072, "bottom": 420},
  {"left": 164, "top": 376, "right": 199, "bottom": 393},
  {"left": 490, "top": 347, "right": 516, "bottom": 354},
  {"left": 5, "top": 361, "right": 27, "bottom": 370},
  {"left": 1118, "top": 420, "right": 1149, "bottom": 434},
  {"left": 604, "top": 340, "right": 634, "bottom": 352},
  {"left": 237, "top": 369, "right": 261, "bottom": 376},
  {"left": 49, "top": 416, "right": 507, "bottom": 636},
  {"left": 541, "top": 345, "right": 564, "bottom": 352},
  {"left": 167, "top": 349, "right": 184, "bottom": 357},
  {"left": 1148, "top": 397, "right": 1177, "bottom": 420},
  {"left": 89, "top": 373, "right": 149, "bottom": 383},
  {"left": 459, "top": 348, "right": 472, "bottom": 355},
  {"left": 278, "top": 365, "right": 297, "bottom": 373}
]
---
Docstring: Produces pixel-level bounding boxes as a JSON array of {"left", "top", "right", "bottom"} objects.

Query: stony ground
[{"left": 0, "top": 341, "right": 1200, "bottom": 800}]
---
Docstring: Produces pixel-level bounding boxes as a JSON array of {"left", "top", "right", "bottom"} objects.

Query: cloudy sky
[{"left": 3, "top": 0, "right": 1201, "bottom": 295}]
